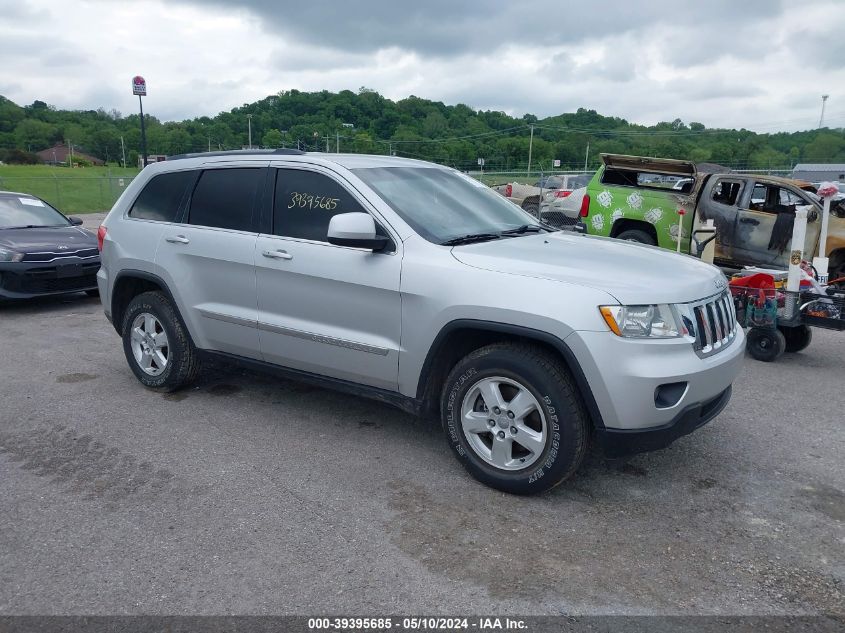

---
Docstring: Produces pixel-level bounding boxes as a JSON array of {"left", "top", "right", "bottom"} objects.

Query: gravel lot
[{"left": 0, "top": 213, "right": 842, "bottom": 616}]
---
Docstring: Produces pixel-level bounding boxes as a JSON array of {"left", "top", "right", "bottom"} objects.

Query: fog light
[{"left": 654, "top": 382, "right": 687, "bottom": 409}]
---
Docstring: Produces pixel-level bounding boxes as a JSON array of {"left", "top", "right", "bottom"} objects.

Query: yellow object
[{"left": 599, "top": 306, "right": 622, "bottom": 336}]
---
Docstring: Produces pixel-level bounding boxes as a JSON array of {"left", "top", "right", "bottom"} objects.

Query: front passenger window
[{"left": 273, "top": 169, "right": 368, "bottom": 241}]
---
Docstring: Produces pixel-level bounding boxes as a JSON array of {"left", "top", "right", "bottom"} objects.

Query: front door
[
  {"left": 732, "top": 181, "right": 821, "bottom": 268},
  {"left": 255, "top": 165, "right": 402, "bottom": 391}
]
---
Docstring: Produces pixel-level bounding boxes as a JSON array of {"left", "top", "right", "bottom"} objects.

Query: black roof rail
[{"left": 167, "top": 148, "right": 305, "bottom": 161}]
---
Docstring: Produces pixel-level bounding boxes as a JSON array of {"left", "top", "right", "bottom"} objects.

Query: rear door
[
  {"left": 155, "top": 165, "right": 265, "bottom": 358},
  {"left": 255, "top": 164, "right": 402, "bottom": 390}
]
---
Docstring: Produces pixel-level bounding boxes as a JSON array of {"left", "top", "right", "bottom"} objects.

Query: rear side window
[
  {"left": 273, "top": 169, "right": 367, "bottom": 241},
  {"left": 129, "top": 171, "right": 194, "bottom": 221},
  {"left": 711, "top": 180, "right": 742, "bottom": 205},
  {"left": 188, "top": 168, "right": 262, "bottom": 231}
]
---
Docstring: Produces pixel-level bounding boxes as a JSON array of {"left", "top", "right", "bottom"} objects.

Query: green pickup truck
[{"left": 579, "top": 154, "right": 845, "bottom": 277}]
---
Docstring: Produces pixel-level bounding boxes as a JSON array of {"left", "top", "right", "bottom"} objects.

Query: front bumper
[
  {"left": 0, "top": 258, "right": 100, "bottom": 299},
  {"left": 596, "top": 386, "right": 732, "bottom": 458},
  {"left": 565, "top": 325, "right": 744, "bottom": 436}
]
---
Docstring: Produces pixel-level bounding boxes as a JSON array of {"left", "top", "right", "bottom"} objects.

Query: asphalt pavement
[{"left": 0, "top": 217, "right": 842, "bottom": 616}]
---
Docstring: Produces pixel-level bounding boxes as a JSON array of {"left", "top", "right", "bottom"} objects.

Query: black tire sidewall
[
  {"left": 780, "top": 325, "right": 812, "bottom": 353},
  {"left": 616, "top": 229, "right": 656, "bottom": 245},
  {"left": 442, "top": 348, "right": 586, "bottom": 494},
  {"left": 747, "top": 327, "right": 785, "bottom": 362},
  {"left": 121, "top": 292, "right": 187, "bottom": 390}
]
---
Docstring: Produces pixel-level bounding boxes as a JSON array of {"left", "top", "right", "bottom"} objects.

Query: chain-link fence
[
  {"left": 0, "top": 164, "right": 801, "bottom": 216},
  {"left": 0, "top": 176, "right": 136, "bottom": 214}
]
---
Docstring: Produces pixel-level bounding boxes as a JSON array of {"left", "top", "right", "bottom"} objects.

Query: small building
[
  {"left": 792, "top": 163, "right": 845, "bottom": 183},
  {"left": 37, "top": 143, "right": 104, "bottom": 166},
  {"left": 139, "top": 155, "right": 168, "bottom": 169}
]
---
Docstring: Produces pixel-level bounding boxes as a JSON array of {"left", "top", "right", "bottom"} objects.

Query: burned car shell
[{"left": 583, "top": 154, "right": 845, "bottom": 275}]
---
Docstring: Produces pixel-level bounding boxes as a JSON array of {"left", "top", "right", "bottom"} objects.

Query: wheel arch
[
  {"left": 521, "top": 195, "right": 540, "bottom": 209},
  {"left": 416, "top": 319, "right": 605, "bottom": 429},
  {"left": 610, "top": 218, "right": 658, "bottom": 243},
  {"left": 111, "top": 270, "right": 192, "bottom": 341},
  {"left": 828, "top": 246, "right": 845, "bottom": 277}
]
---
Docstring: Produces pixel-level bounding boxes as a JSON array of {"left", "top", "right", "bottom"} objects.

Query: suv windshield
[
  {"left": 352, "top": 167, "right": 541, "bottom": 244},
  {"left": 0, "top": 195, "right": 69, "bottom": 229}
]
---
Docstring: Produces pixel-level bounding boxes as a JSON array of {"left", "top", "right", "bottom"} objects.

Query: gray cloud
[
  {"left": 1, "top": 0, "right": 844, "bottom": 132},
  {"left": 181, "top": 0, "right": 785, "bottom": 58}
]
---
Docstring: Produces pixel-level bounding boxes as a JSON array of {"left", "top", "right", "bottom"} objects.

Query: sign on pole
[
  {"left": 132, "top": 75, "right": 148, "bottom": 167},
  {"left": 132, "top": 76, "right": 147, "bottom": 96},
  {"left": 553, "top": 159, "right": 561, "bottom": 167},
  {"left": 477, "top": 158, "right": 484, "bottom": 166}
]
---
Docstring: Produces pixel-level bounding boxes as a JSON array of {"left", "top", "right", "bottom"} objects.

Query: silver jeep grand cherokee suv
[{"left": 97, "top": 149, "right": 744, "bottom": 494}]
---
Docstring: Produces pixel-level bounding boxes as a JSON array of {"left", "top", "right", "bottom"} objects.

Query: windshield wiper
[
  {"left": 2, "top": 225, "right": 44, "bottom": 229},
  {"left": 441, "top": 233, "right": 502, "bottom": 246},
  {"left": 500, "top": 224, "right": 545, "bottom": 236}
]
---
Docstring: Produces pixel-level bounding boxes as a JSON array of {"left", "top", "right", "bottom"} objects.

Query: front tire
[
  {"left": 121, "top": 291, "right": 200, "bottom": 391},
  {"left": 441, "top": 343, "right": 589, "bottom": 495}
]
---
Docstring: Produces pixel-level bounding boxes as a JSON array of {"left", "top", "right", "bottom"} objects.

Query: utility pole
[
  {"left": 323, "top": 134, "right": 331, "bottom": 152},
  {"left": 120, "top": 136, "right": 126, "bottom": 168},
  {"left": 584, "top": 142, "right": 590, "bottom": 173},
  {"left": 247, "top": 114, "right": 253, "bottom": 149},
  {"left": 336, "top": 131, "right": 340, "bottom": 153},
  {"left": 208, "top": 135, "right": 211, "bottom": 152},
  {"left": 527, "top": 124, "right": 534, "bottom": 177},
  {"left": 68, "top": 140, "right": 74, "bottom": 167},
  {"left": 819, "top": 95, "right": 829, "bottom": 128}
]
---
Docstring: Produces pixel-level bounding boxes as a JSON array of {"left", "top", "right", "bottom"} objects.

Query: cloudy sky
[{"left": 2, "top": 0, "right": 844, "bottom": 132}]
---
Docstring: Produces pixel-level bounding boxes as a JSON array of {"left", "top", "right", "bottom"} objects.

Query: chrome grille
[
  {"left": 21, "top": 248, "right": 99, "bottom": 262},
  {"left": 684, "top": 290, "right": 738, "bottom": 357}
]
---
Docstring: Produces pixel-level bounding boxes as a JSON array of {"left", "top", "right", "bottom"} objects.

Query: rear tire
[
  {"left": 746, "top": 327, "right": 786, "bottom": 362},
  {"left": 121, "top": 291, "right": 200, "bottom": 392},
  {"left": 441, "top": 343, "right": 589, "bottom": 495},
  {"left": 780, "top": 325, "right": 812, "bottom": 353},
  {"left": 616, "top": 229, "right": 656, "bottom": 245},
  {"left": 522, "top": 201, "right": 539, "bottom": 216}
]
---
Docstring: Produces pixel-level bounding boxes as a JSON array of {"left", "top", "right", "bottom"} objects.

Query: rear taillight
[
  {"left": 554, "top": 189, "right": 572, "bottom": 198},
  {"left": 504, "top": 184, "right": 512, "bottom": 197},
  {"left": 579, "top": 194, "right": 590, "bottom": 218},
  {"left": 97, "top": 225, "right": 107, "bottom": 251}
]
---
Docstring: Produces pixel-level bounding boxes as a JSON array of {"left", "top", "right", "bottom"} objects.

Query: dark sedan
[{"left": 0, "top": 191, "right": 100, "bottom": 300}]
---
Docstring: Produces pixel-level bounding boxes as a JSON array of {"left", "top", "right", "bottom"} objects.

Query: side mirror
[
  {"left": 69, "top": 216, "right": 84, "bottom": 226},
  {"left": 327, "top": 212, "right": 389, "bottom": 251}
]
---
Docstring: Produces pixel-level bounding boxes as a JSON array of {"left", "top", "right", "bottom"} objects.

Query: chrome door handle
[
  {"left": 165, "top": 235, "right": 190, "bottom": 244},
  {"left": 262, "top": 249, "right": 293, "bottom": 260}
]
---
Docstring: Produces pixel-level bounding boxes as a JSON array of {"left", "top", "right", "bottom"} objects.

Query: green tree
[
  {"left": 14, "top": 119, "right": 56, "bottom": 151},
  {"left": 262, "top": 129, "right": 283, "bottom": 147}
]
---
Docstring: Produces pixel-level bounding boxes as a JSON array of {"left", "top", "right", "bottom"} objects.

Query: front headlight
[
  {"left": 0, "top": 247, "right": 23, "bottom": 263},
  {"left": 599, "top": 304, "right": 682, "bottom": 338}
]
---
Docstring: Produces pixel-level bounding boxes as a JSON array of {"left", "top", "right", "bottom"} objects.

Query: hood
[
  {"left": 451, "top": 232, "right": 727, "bottom": 305},
  {"left": 0, "top": 226, "right": 96, "bottom": 253}
]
